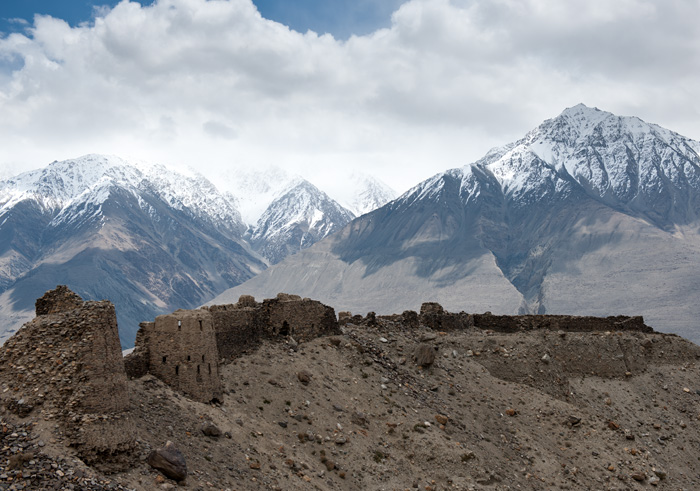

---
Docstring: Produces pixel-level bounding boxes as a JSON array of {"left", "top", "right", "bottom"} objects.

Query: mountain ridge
[
  {"left": 212, "top": 104, "right": 700, "bottom": 343},
  {"left": 0, "top": 154, "right": 390, "bottom": 346}
]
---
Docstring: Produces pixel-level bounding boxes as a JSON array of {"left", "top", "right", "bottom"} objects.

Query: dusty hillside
[{"left": 3, "top": 313, "right": 700, "bottom": 490}]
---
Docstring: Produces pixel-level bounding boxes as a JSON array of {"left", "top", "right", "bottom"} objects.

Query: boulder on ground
[
  {"left": 201, "top": 421, "right": 222, "bottom": 438},
  {"left": 147, "top": 441, "right": 187, "bottom": 482},
  {"left": 414, "top": 343, "right": 436, "bottom": 367}
]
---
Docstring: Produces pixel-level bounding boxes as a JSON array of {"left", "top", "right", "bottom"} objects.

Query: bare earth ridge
[{"left": 2, "top": 290, "right": 700, "bottom": 490}]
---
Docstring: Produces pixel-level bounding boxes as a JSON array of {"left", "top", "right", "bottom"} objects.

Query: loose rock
[{"left": 147, "top": 441, "right": 188, "bottom": 482}]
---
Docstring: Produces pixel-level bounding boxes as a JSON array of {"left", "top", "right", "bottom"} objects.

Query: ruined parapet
[
  {"left": 338, "top": 311, "right": 352, "bottom": 326},
  {"left": 208, "top": 302, "right": 262, "bottom": 361},
  {"left": 34, "top": 284, "right": 83, "bottom": 316},
  {"left": 236, "top": 295, "right": 258, "bottom": 309},
  {"left": 472, "top": 314, "right": 653, "bottom": 333},
  {"left": 0, "top": 286, "right": 135, "bottom": 471},
  {"left": 143, "top": 309, "right": 222, "bottom": 403},
  {"left": 123, "top": 322, "right": 152, "bottom": 379},
  {"left": 419, "top": 302, "right": 473, "bottom": 331},
  {"left": 258, "top": 293, "right": 340, "bottom": 342}
]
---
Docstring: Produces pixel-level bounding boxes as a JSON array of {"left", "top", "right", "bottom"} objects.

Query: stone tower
[
  {"left": 0, "top": 286, "right": 135, "bottom": 470},
  {"left": 145, "top": 309, "right": 222, "bottom": 403}
]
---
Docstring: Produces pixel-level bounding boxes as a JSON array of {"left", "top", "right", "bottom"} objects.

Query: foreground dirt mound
[{"left": 2, "top": 301, "right": 700, "bottom": 489}]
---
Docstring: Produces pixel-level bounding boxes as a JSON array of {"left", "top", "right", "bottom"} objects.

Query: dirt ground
[{"left": 4, "top": 320, "right": 700, "bottom": 490}]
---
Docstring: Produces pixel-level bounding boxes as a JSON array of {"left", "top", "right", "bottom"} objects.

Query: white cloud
[{"left": 1, "top": 0, "right": 699, "bottom": 194}]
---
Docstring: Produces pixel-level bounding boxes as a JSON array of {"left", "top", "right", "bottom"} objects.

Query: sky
[{"left": 1, "top": 0, "right": 699, "bottom": 196}]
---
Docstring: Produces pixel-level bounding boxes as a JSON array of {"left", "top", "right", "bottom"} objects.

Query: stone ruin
[
  {"left": 2, "top": 286, "right": 655, "bottom": 416},
  {"left": 127, "top": 309, "right": 223, "bottom": 403},
  {"left": 0, "top": 286, "right": 135, "bottom": 471},
  {"left": 124, "top": 292, "right": 340, "bottom": 402},
  {"left": 0, "top": 286, "right": 662, "bottom": 480},
  {"left": 340, "top": 301, "right": 654, "bottom": 334}
]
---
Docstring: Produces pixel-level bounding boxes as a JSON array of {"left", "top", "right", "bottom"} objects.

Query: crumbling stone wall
[
  {"left": 419, "top": 303, "right": 473, "bottom": 331},
  {"left": 123, "top": 323, "right": 151, "bottom": 379},
  {"left": 143, "top": 310, "right": 222, "bottom": 403},
  {"left": 258, "top": 293, "right": 340, "bottom": 342},
  {"left": 413, "top": 302, "right": 652, "bottom": 334},
  {"left": 472, "top": 313, "right": 652, "bottom": 333},
  {"left": 34, "top": 284, "right": 83, "bottom": 315},
  {"left": 208, "top": 303, "right": 261, "bottom": 362},
  {"left": 0, "top": 286, "right": 135, "bottom": 471},
  {"left": 125, "top": 293, "right": 339, "bottom": 401}
]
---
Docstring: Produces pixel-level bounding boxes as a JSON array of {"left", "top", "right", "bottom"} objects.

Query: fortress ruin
[
  {"left": 0, "top": 286, "right": 135, "bottom": 471},
  {"left": 3, "top": 286, "right": 656, "bottom": 411},
  {"left": 124, "top": 293, "right": 340, "bottom": 402}
]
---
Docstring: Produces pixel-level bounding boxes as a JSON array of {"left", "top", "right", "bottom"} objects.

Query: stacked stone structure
[
  {"left": 125, "top": 310, "right": 222, "bottom": 403},
  {"left": 125, "top": 293, "right": 340, "bottom": 401},
  {"left": 342, "top": 302, "right": 653, "bottom": 335},
  {"left": 258, "top": 293, "right": 339, "bottom": 342},
  {"left": 0, "top": 286, "right": 135, "bottom": 471}
]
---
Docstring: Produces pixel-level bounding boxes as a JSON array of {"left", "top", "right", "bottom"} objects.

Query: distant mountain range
[
  {"left": 0, "top": 155, "right": 395, "bottom": 346},
  {"left": 212, "top": 104, "right": 700, "bottom": 344}
]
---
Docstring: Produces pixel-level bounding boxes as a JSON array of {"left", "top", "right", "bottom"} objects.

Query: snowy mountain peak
[
  {"left": 248, "top": 178, "right": 355, "bottom": 264},
  {"left": 341, "top": 172, "right": 397, "bottom": 216},
  {"left": 447, "top": 105, "right": 700, "bottom": 225},
  {"left": 0, "top": 154, "right": 245, "bottom": 233}
]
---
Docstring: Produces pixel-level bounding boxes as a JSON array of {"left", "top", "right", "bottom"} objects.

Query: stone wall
[
  {"left": 144, "top": 310, "right": 222, "bottom": 403},
  {"left": 208, "top": 304, "right": 261, "bottom": 362},
  {"left": 414, "top": 302, "right": 652, "bottom": 334},
  {"left": 34, "top": 284, "right": 84, "bottom": 316},
  {"left": 471, "top": 313, "right": 652, "bottom": 333},
  {"left": 419, "top": 303, "right": 473, "bottom": 331},
  {"left": 0, "top": 286, "right": 135, "bottom": 470},
  {"left": 124, "top": 293, "right": 340, "bottom": 401},
  {"left": 258, "top": 294, "right": 339, "bottom": 342},
  {"left": 344, "top": 302, "right": 653, "bottom": 335}
]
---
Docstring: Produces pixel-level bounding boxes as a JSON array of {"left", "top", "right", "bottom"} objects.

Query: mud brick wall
[
  {"left": 145, "top": 309, "right": 222, "bottom": 403},
  {"left": 208, "top": 304, "right": 261, "bottom": 361},
  {"left": 259, "top": 295, "right": 340, "bottom": 342},
  {"left": 0, "top": 287, "right": 134, "bottom": 469}
]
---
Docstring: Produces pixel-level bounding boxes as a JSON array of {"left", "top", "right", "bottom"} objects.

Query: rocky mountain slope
[
  {"left": 2, "top": 290, "right": 700, "bottom": 490},
  {"left": 0, "top": 155, "right": 265, "bottom": 346},
  {"left": 212, "top": 105, "right": 700, "bottom": 344}
]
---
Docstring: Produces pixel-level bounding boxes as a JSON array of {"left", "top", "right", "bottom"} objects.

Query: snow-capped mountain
[
  {"left": 338, "top": 172, "right": 396, "bottom": 217},
  {"left": 483, "top": 103, "right": 700, "bottom": 224},
  {"left": 217, "top": 166, "right": 298, "bottom": 226},
  {"left": 247, "top": 179, "right": 355, "bottom": 264},
  {"left": 0, "top": 155, "right": 263, "bottom": 347},
  {"left": 218, "top": 166, "right": 394, "bottom": 224},
  {"left": 211, "top": 105, "right": 700, "bottom": 344},
  {"left": 0, "top": 154, "right": 246, "bottom": 233}
]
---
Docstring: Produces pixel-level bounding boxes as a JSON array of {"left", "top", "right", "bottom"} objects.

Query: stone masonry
[
  {"left": 341, "top": 302, "right": 654, "bottom": 335},
  {"left": 0, "top": 286, "right": 135, "bottom": 471},
  {"left": 124, "top": 293, "right": 341, "bottom": 401},
  {"left": 125, "top": 310, "right": 222, "bottom": 403}
]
